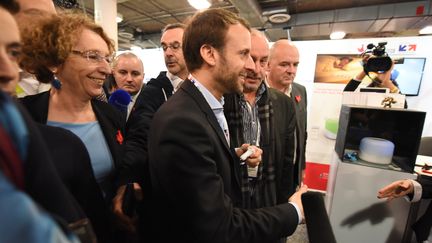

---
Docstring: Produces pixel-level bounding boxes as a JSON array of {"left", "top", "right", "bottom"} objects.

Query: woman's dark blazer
[
  {"left": 20, "top": 91, "right": 125, "bottom": 242},
  {"left": 19, "top": 91, "right": 125, "bottom": 175}
]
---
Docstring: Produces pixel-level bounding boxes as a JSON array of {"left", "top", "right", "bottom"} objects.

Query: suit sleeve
[
  {"left": 279, "top": 96, "right": 297, "bottom": 202},
  {"left": 149, "top": 112, "right": 299, "bottom": 243},
  {"left": 118, "top": 86, "right": 164, "bottom": 185},
  {"left": 301, "top": 85, "right": 308, "bottom": 171},
  {"left": 419, "top": 176, "right": 432, "bottom": 199}
]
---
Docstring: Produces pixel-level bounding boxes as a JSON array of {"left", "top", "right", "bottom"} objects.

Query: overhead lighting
[
  {"left": 116, "top": 13, "right": 123, "bottom": 23},
  {"left": 130, "top": 45, "right": 142, "bottom": 51},
  {"left": 419, "top": 25, "right": 432, "bottom": 35},
  {"left": 330, "top": 31, "right": 346, "bottom": 40},
  {"left": 268, "top": 13, "right": 291, "bottom": 24},
  {"left": 188, "top": 0, "right": 210, "bottom": 10}
]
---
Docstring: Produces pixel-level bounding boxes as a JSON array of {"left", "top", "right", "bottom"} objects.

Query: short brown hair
[
  {"left": 182, "top": 8, "right": 250, "bottom": 72},
  {"left": 162, "top": 23, "right": 186, "bottom": 34},
  {"left": 112, "top": 52, "right": 142, "bottom": 69},
  {"left": 19, "top": 12, "right": 114, "bottom": 83}
]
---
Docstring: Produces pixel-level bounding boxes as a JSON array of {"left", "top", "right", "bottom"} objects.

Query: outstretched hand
[
  {"left": 377, "top": 179, "right": 414, "bottom": 201},
  {"left": 289, "top": 184, "right": 308, "bottom": 223}
]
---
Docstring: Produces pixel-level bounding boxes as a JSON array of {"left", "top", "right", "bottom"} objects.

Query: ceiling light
[
  {"left": 330, "top": 31, "right": 346, "bottom": 40},
  {"left": 419, "top": 25, "right": 432, "bottom": 35},
  {"left": 268, "top": 13, "right": 291, "bottom": 24},
  {"left": 116, "top": 13, "right": 123, "bottom": 23},
  {"left": 188, "top": 0, "right": 210, "bottom": 10},
  {"left": 130, "top": 45, "right": 142, "bottom": 51}
]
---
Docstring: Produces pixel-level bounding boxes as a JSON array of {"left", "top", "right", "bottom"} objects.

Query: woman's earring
[
  {"left": 51, "top": 69, "right": 62, "bottom": 89},
  {"left": 52, "top": 76, "right": 62, "bottom": 89}
]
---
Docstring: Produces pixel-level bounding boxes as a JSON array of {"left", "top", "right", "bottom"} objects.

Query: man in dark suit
[
  {"left": 112, "top": 23, "right": 189, "bottom": 230},
  {"left": 268, "top": 40, "right": 308, "bottom": 191},
  {"left": 147, "top": 8, "right": 307, "bottom": 243},
  {"left": 378, "top": 176, "right": 432, "bottom": 242}
]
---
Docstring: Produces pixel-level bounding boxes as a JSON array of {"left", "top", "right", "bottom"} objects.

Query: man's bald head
[
  {"left": 268, "top": 39, "right": 298, "bottom": 63},
  {"left": 267, "top": 39, "right": 300, "bottom": 92}
]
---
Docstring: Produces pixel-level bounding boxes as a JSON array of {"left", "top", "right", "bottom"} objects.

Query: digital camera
[{"left": 363, "top": 42, "right": 393, "bottom": 73}]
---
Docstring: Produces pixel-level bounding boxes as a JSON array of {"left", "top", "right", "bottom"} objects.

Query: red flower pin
[
  {"left": 116, "top": 130, "right": 123, "bottom": 145},
  {"left": 295, "top": 95, "right": 301, "bottom": 103}
]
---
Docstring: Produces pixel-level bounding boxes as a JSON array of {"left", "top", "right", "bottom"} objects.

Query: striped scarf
[{"left": 224, "top": 84, "right": 276, "bottom": 209}]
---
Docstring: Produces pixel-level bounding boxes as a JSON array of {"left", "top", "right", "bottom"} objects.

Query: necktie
[
  {"left": 222, "top": 115, "right": 230, "bottom": 146},
  {"left": 215, "top": 108, "right": 230, "bottom": 146}
]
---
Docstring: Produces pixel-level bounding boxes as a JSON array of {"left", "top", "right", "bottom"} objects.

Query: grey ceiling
[{"left": 76, "top": 0, "right": 432, "bottom": 50}]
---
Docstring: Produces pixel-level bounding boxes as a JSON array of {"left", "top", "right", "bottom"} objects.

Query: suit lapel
[
  {"left": 181, "top": 80, "right": 242, "bottom": 193},
  {"left": 182, "top": 80, "right": 231, "bottom": 151},
  {"left": 91, "top": 101, "right": 122, "bottom": 169}
]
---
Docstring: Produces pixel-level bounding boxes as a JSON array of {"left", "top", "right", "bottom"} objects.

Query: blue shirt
[
  {"left": 47, "top": 121, "right": 114, "bottom": 198},
  {"left": 189, "top": 76, "right": 230, "bottom": 145}
]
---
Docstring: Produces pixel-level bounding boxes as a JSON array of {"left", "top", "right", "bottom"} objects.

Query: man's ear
[{"left": 200, "top": 44, "right": 217, "bottom": 67}]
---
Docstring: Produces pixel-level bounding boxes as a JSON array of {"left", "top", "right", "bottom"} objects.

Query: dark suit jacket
[
  {"left": 291, "top": 82, "right": 308, "bottom": 186},
  {"left": 419, "top": 176, "right": 432, "bottom": 199},
  {"left": 19, "top": 91, "right": 125, "bottom": 241},
  {"left": 119, "top": 71, "right": 173, "bottom": 185},
  {"left": 19, "top": 91, "right": 125, "bottom": 180},
  {"left": 147, "top": 80, "right": 299, "bottom": 243},
  {"left": 269, "top": 88, "right": 297, "bottom": 200},
  {"left": 14, "top": 101, "right": 85, "bottom": 223},
  {"left": 36, "top": 124, "right": 113, "bottom": 242}
]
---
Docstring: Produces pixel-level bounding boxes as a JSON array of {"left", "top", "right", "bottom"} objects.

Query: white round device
[{"left": 358, "top": 137, "right": 395, "bottom": 165}]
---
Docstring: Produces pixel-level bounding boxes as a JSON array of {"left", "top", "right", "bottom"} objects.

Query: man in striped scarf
[{"left": 224, "top": 30, "right": 297, "bottom": 222}]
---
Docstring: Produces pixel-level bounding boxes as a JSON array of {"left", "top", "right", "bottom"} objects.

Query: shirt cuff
[
  {"left": 408, "top": 179, "right": 422, "bottom": 202},
  {"left": 289, "top": 202, "right": 303, "bottom": 224}
]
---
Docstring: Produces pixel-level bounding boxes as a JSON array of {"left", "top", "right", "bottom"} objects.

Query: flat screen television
[{"left": 393, "top": 57, "right": 426, "bottom": 96}]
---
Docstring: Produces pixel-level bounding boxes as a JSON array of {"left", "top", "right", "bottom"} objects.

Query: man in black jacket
[
  {"left": 113, "top": 23, "right": 189, "bottom": 230},
  {"left": 378, "top": 176, "right": 432, "bottom": 242},
  {"left": 268, "top": 40, "right": 308, "bottom": 193},
  {"left": 146, "top": 8, "right": 307, "bottom": 243}
]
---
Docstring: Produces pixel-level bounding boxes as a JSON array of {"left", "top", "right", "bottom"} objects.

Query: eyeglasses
[
  {"left": 161, "top": 42, "right": 182, "bottom": 52},
  {"left": 71, "top": 50, "right": 114, "bottom": 64}
]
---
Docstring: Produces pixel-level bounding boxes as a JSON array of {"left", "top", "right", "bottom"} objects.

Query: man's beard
[{"left": 214, "top": 55, "right": 243, "bottom": 95}]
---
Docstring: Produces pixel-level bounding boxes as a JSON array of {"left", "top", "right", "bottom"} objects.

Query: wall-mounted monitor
[{"left": 393, "top": 57, "right": 426, "bottom": 96}]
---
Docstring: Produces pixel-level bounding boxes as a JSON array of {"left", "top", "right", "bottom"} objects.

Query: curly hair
[{"left": 19, "top": 11, "right": 114, "bottom": 83}]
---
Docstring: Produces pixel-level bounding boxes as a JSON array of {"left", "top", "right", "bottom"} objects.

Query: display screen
[{"left": 393, "top": 58, "right": 426, "bottom": 96}]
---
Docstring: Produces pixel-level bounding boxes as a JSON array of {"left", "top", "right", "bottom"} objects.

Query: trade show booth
[{"left": 326, "top": 105, "right": 426, "bottom": 242}]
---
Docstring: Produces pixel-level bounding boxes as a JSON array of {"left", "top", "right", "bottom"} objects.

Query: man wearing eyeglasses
[{"left": 113, "top": 23, "right": 189, "bottom": 232}]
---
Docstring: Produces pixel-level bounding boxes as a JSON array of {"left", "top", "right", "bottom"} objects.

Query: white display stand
[{"left": 326, "top": 151, "right": 417, "bottom": 243}]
